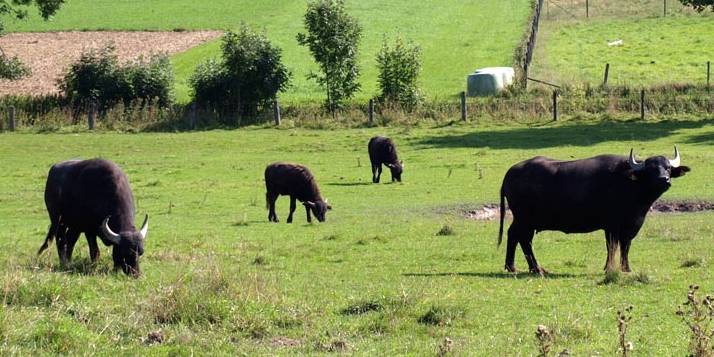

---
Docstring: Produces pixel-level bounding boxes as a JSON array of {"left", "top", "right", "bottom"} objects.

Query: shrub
[
  {"left": 376, "top": 36, "right": 422, "bottom": 111},
  {"left": 190, "top": 25, "right": 291, "bottom": 118},
  {"left": 59, "top": 45, "right": 173, "bottom": 111}
]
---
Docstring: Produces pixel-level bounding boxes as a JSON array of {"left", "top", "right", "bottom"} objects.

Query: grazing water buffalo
[
  {"left": 38, "top": 159, "right": 148, "bottom": 276},
  {"left": 498, "top": 147, "right": 690, "bottom": 274},
  {"left": 265, "top": 162, "right": 331, "bottom": 223},
  {"left": 368, "top": 136, "right": 403, "bottom": 183}
]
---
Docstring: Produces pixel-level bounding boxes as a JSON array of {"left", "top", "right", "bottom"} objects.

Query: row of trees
[{"left": 190, "top": 0, "right": 423, "bottom": 117}]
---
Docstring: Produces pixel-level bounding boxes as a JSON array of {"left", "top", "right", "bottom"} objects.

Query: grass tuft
[
  {"left": 436, "top": 224, "right": 455, "bottom": 236},
  {"left": 600, "top": 271, "right": 621, "bottom": 285},
  {"left": 341, "top": 300, "right": 383, "bottom": 316},
  {"left": 680, "top": 257, "right": 705, "bottom": 268},
  {"left": 417, "top": 305, "right": 464, "bottom": 326}
]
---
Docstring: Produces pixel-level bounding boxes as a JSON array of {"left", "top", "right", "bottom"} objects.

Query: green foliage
[
  {"left": 190, "top": 26, "right": 291, "bottom": 117},
  {"left": 376, "top": 36, "right": 422, "bottom": 110},
  {"left": 679, "top": 0, "right": 714, "bottom": 11},
  {"left": 297, "top": 0, "right": 362, "bottom": 111},
  {"left": 0, "top": 52, "right": 29, "bottom": 80},
  {"left": 59, "top": 46, "right": 173, "bottom": 110}
]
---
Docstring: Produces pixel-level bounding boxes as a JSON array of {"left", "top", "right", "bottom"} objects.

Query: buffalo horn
[
  {"left": 669, "top": 146, "right": 681, "bottom": 168},
  {"left": 101, "top": 217, "right": 121, "bottom": 244},
  {"left": 139, "top": 214, "right": 149, "bottom": 240},
  {"left": 628, "top": 149, "right": 644, "bottom": 170}
]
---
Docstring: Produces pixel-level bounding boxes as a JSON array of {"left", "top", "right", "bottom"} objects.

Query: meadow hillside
[
  {"left": 1, "top": 119, "right": 714, "bottom": 354},
  {"left": 2, "top": 0, "right": 532, "bottom": 103},
  {"left": 530, "top": 0, "right": 714, "bottom": 87}
]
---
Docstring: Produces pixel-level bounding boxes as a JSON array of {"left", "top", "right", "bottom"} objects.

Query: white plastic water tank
[{"left": 466, "top": 67, "right": 515, "bottom": 96}]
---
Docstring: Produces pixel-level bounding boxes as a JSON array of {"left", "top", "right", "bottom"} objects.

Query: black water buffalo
[
  {"left": 368, "top": 136, "right": 403, "bottom": 183},
  {"left": 265, "top": 162, "right": 331, "bottom": 223},
  {"left": 498, "top": 147, "right": 690, "bottom": 274},
  {"left": 38, "top": 159, "right": 148, "bottom": 276}
]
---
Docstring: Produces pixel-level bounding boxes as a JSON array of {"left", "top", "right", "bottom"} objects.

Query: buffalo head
[
  {"left": 386, "top": 161, "right": 404, "bottom": 182},
  {"left": 101, "top": 215, "right": 148, "bottom": 277},
  {"left": 303, "top": 199, "right": 332, "bottom": 222},
  {"left": 628, "top": 146, "right": 690, "bottom": 191}
]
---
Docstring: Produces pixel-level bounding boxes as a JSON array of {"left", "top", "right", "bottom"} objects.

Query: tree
[
  {"left": 0, "top": 0, "right": 64, "bottom": 79},
  {"left": 297, "top": 0, "right": 361, "bottom": 113},
  {"left": 190, "top": 25, "right": 291, "bottom": 118},
  {"left": 375, "top": 36, "right": 422, "bottom": 111},
  {"left": 679, "top": 0, "right": 714, "bottom": 11}
]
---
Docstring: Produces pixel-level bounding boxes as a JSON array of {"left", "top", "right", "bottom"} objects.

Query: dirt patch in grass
[
  {"left": 0, "top": 30, "right": 221, "bottom": 96},
  {"left": 461, "top": 200, "right": 714, "bottom": 221}
]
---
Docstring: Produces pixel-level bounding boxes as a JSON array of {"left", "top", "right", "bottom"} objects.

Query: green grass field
[
  {"left": 532, "top": 1, "right": 714, "bottom": 87},
  {"left": 2, "top": 118, "right": 714, "bottom": 354},
  {"left": 3, "top": 0, "right": 532, "bottom": 103}
]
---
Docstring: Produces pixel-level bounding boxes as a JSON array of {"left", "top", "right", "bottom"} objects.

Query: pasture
[
  {"left": 2, "top": 118, "right": 714, "bottom": 354},
  {"left": 531, "top": 0, "right": 714, "bottom": 87},
  {"left": 2, "top": 0, "right": 532, "bottom": 103}
]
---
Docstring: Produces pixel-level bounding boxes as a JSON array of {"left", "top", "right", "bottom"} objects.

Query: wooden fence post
[
  {"left": 663, "top": 0, "right": 667, "bottom": 17},
  {"left": 7, "top": 106, "right": 15, "bottom": 131},
  {"left": 640, "top": 89, "right": 645, "bottom": 120},
  {"left": 603, "top": 63, "right": 610, "bottom": 87},
  {"left": 707, "top": 61, "right": 711, "bottom": 89},
  {"left": 368, "top": 99, "right": 374, "bottom": 124},
  {"left": 552, "top": 90, "right": 558, "bottom": 121},
  {"left": 586, "top": 0, "right": 589, "bottom": 18},
  {"left": 460, "top": 91, "right": 467, "bottom": 121},
  {"left": 189, "top": 103, "right": 197, "bottom": 130},
  {"left": 87, "top": 103, "right": 96, "bottom": 130},
  {"left": 273, "top": 99, "right": 281, "bottom": 126}
]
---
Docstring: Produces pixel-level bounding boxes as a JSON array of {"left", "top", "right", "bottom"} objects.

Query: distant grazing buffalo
[
  {"left": 368, "top": 136, "right": 403, "bottom": 183},
  {"left": 498, "top": 147, "right": 690, "bottom": 274},
  {"left": 265, "top": 162, "right": 331, "bottom": 223},
  {"left": 38, "top": 159, "right": 148, "bottom": 276}
]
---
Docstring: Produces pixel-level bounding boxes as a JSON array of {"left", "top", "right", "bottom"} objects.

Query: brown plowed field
[{"left": 0, "top": 31, "right": 221, "bottom": 96}]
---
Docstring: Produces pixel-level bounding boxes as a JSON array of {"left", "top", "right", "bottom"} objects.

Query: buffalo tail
[{"left": 498, "top": 185, "right": 505, "bottom": 247}]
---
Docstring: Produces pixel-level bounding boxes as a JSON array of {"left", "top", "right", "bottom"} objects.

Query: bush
[
  {"left": 59, "top": 45, "right": 173, "bottom": 110},
  {"left": 190, "top": 25, "right": 291, "bottom": 118},
  {"left": 376, "top": 36, "right": 422, "bottom": 111}
]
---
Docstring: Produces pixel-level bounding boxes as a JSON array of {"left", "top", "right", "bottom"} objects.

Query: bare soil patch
[
  {"left": 462, "top": 200, "right": 714, "bottom": 221},
  {"left": 0, "top": 31, "right": 221, "bottom": 96}
]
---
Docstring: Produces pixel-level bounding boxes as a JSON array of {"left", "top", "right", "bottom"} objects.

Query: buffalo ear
[{"left": 672, "top": 165, "right": 691, "bottom": 177}]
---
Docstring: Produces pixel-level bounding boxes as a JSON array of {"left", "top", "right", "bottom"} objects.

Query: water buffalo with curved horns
[
  {"left": 37, "top": 159, "right": 148, "bottom": 276},
  {"left": 498, "top": 147, "right": 690, "bottom": 274},
  {"left": 368, "top": 136, "right": 403, "bottom": 183}
]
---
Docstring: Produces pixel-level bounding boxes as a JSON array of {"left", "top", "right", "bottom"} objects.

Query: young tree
[
  {"left": 0, "top": 0, "right": 64, "bottom": 79},
  {"left": 376, "top": 36, "right": 422, "bottom": 111},
  {"left": 297, "top": 0, "right": 361, "bottom": 113},
  {"left": 679, "top": 0, "right": 714, "bottom": 11}
]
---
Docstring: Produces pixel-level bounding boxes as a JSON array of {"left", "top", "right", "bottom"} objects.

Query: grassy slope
[
  {"left": 3, "top": 0, "right": 532, "bottom": 103},
  {"left": 1, "top": 119, "right": 714, "bottom": 354},
  {"left": 532, "top": 0, "right": 714, "bottom": 87}
]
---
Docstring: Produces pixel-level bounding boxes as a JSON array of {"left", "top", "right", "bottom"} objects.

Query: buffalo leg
[
  {"left": 305, "top": 204, "right": 312, "bottom": 223},
  {"left": 371, "top": 164, "right": 379, "bottom": 183},
  {"left": 376, "top": 164, "right": 382, "bottom": 183},
  {"left": 63, "top": 228, "right": 81, "bottom": 263},
  {"left": 604, "top": 230, "right": 619, "bottom": 272},
  {"left": 287, "top": 196, "right": 296, "bottom": 223},
  {"left": 267, "top": 192, "right": 279, "bottom": 222},
  {"left": 519, "top": 235, "right": 543, "bottom": 275},
  {"left": 55, "top": 225, "right": 69, "bottom": 266},
  {"left": 86, "top": 233, "right": 100, "bottom": 263},
  {"left": 505, "top": 222, "right": 528, "bottom": 272},
  {"left": 619, "top": 238, "right": 633, "bottom": 273}
]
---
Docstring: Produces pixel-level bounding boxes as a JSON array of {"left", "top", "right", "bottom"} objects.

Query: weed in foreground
[
  {"left": 535, "top": 324, "right": 553, "bottom": 357},
  {"left": 418, "top": 305, "right": 464, "bottom": 326},
  {"left": 436, "top": 224, "right": 455, "bottom": 236},
  {"left": 676, "top": 285, "right": 714, "bottom": 357},
  {"left": 617, "top": 306, "right": 634, "bottom": 357}
]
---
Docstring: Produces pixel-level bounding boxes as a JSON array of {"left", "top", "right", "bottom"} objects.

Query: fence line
[{"left": 521, "top": 0, "right": 545, "bottom": 88}]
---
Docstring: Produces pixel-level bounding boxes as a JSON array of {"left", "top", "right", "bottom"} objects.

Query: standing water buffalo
[
  {"left": 38, "top": 159, "right": 148, "bottom": 276},
  {"left": 368, "top": 136, "right": 403, "bottom": 183},
  {"left": 265, "top": 162, "right": 331, "bottom": 223},
  {"left": 498, "top": 147, "right": 690, "bottom": 274}
]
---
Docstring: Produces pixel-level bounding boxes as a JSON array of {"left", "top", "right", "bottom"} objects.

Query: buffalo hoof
[
  {"left": 505, "top": 265, "right": 517, "bottom": 273},
  {"left": 530, "top": 267, "right": 548, "bottom": 276}
]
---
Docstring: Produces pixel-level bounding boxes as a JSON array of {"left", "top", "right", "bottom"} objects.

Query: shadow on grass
[
  {"left": 402, "top": 271, "right": 589, "bottom": 279},
  {"left": 326, "top": 182, "right": 373, "bottom": 186},
  {"left": 417, "top": 119, "right": 714, "bottom": 150}
]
